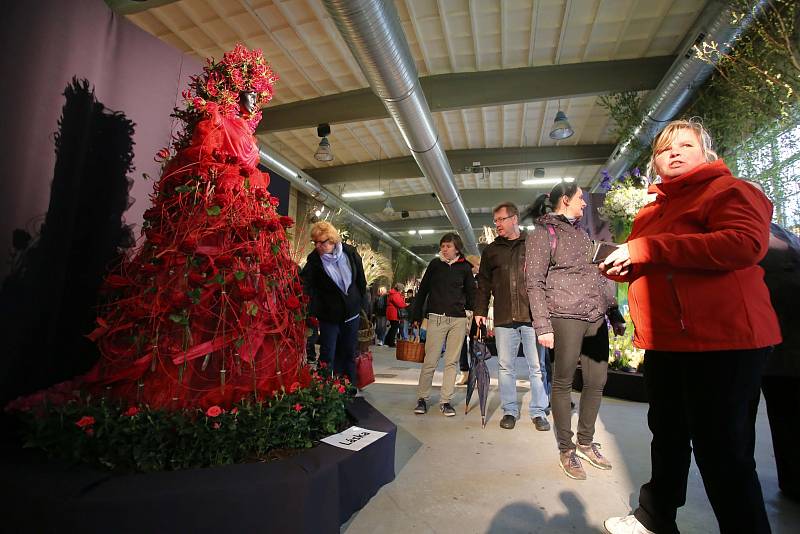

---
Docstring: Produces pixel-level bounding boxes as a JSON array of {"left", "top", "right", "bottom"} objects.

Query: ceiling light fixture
[
  {"left": 549, "top": 103, "right": 574, "bottom": 140},
  {"left": 314, "top": 123, "right": 334, "bottom": 162},
  {"left": 341, "top": 190, "right": 385, "bottom": 198},
  {"left": 417, "top": 229, "right": 435, "bottom": 235},
  {"left": 521, "top": 177, "right": 576, "bottom": 186},
  {"left": 382, "top": 199, "right": 395, "bottom": 215}
]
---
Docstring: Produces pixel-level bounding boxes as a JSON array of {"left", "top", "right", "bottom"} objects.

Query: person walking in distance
[
  {"left": 383, "top": 283, "right": 407, "bottom": 347},
  {"left": 475, "top": 202, "right": 550, "bottom": 431},
  {"left": 411, "top": 233, "right": 475, "bottom": 417}
]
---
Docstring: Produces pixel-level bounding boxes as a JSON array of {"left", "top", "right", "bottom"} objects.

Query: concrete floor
[{"left": 342, "top": 344, "right": 800, "bottom": 533}]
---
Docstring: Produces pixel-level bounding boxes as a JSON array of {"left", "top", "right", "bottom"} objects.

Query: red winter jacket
[
  {"left": 606, "top": 160, "right": 781, "bottom": 352},
  {"left": 385, "top": 289, "right": 407, "bottom": 321}
]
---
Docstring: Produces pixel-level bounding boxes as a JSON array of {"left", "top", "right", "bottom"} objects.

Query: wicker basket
[
  {"left": 395, "top": 337, "right": 426, "bottom": 363},
  {"left": 357, "top": 311, "right": 375, "bottom": 353}
]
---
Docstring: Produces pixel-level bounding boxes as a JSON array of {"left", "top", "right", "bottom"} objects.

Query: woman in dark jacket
[
  {"left": 301, "top": 221, "right": 367, "bottom": 386},
  {"left": 525, "top": 182, "right": 624, "bottom": 481}
]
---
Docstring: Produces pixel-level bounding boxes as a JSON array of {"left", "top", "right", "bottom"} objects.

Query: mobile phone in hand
[{"left": 592, "top": 242, "right": 619, "bottom": 264}]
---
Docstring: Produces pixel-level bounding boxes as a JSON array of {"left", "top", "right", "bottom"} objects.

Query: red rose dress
[{"left": 82, "top": 107, "right": 306, "bottom": 409}]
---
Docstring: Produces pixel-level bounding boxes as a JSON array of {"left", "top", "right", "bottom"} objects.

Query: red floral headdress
[{"left": 173, "top": 44, "right": 279, "bottom": 142}]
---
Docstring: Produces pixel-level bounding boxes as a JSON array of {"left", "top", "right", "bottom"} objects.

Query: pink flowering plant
[{"left": 8, "top": 370, "right": 353, "bottom": 473}]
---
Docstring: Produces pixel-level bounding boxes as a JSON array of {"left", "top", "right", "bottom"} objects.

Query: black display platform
[
  {"left": 1, "top": 398, "right": 395, "bottom": 533},
  {"left": 573, "top": 367, "right": 647, "bottom": 402}
]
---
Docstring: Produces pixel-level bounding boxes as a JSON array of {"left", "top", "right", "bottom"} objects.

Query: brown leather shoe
[{"left": 559, "top": 450, "right": 586, "bottom": 480}]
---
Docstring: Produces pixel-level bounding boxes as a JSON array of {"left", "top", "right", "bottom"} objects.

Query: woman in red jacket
[
  {"left": 601, "top": 120, "right": 781, "bottom": 534},
  {"left": 383, "top": 283, "right": 407, "bottom": 347}
]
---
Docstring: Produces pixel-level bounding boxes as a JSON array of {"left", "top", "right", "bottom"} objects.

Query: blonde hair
[
  {"left": 646, "top": 118, "right": 719, "bottom": 180},
  {"left": 310, "top": 221, "right": 342, "bottom": 244}
]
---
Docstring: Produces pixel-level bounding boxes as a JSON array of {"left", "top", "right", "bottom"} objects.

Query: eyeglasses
[
  {"left": 311, "top": 238, "right": 332, "bottom": 246},
  {"left": 493, "top": 214, "right": 516, "bottom": 224}
]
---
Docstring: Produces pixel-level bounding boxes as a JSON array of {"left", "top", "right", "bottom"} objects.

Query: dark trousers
[
  {"left": 550, "top": 317, "right": 608, "bottom": 451},
  {"left": 318, "top": 317, "right": 360, "bottom": 386},
  {"left": 762, "top": 375, "right": 800, "bottom": 502},
  {"left": 384, "top": 320, "right": 400, "bottom": 347},
  {"left": 634, "top": 349, "right": 770, "bottom": 534},
  {"left": 459, "top": 336, "right": 470, "bottom": 371}
]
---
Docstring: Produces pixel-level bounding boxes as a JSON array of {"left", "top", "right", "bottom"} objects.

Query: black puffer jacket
[
  {"left": 475, "top": 232, "right": 531, "bottom": 326},
  {"left": 525, "top": 213, "right": 613, "bottom": 335},
  {"left": 410, "top": 256, "right": 475, "bottom": 322},
  {"left": 301, "top": 243, "right": 367, "bottom": 324}
]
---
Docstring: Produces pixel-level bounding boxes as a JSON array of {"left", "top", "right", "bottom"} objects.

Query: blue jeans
[
  {"left": 318, "top": 317, "right": 360, "bottom": 386},
  {"left": 495, "top": 325, "right": 549, "bottom": 418}
]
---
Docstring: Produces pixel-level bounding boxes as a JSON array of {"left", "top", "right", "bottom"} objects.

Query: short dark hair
[
  {"left": 439, "top": 232, "right": 464, "bottom": 255},
  {"left": 493, "top": 202, "right": 519, "bottom": 217}
]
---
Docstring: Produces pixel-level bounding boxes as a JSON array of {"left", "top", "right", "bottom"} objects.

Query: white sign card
[{"left": 320, "top": 426, "right": 387, "bottom": 451}]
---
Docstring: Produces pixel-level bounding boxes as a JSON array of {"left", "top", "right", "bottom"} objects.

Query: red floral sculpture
[{"left": 81, "top": 45, "right": 306, "bottom": 409}]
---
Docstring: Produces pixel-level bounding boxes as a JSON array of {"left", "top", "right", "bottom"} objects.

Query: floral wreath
[{"left": 170, "top": 44, "right": 279, "bottom": 150}]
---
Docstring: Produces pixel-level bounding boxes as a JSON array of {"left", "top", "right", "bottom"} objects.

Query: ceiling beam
[
  {"left": 381, "top": 214, "right": 495, "bottom": 232},
  {"left": 258, "top": 56, "right": 674, "bottom": 133},
  {"left": 353, "top": 188, "right": 552, "bottom": 213},
  {"left": 308, "top": 145, "right": 613, "bottom": 184}
]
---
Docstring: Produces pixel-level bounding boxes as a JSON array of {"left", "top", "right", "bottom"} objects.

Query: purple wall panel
[{"left": 0, "top": 0, "right": 201, "bottom": 275}]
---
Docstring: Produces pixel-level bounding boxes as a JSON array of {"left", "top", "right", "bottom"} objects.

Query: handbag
[
  {"left": 355, "top": 351, "right": 375, "bottom": 389},
  {"left": 396, "top": 334, "right": 426, "bottom": 363}
]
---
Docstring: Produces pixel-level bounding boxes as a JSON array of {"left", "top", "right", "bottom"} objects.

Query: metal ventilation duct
[
  {"left": 258, "top": 146, "right": 426, "bottom": 266},
  {"left": 593, "top": 0, "right": 767, "bottom": 187},
  {"left": 321, "top": 0, "right": 479, "bottom": 255}
]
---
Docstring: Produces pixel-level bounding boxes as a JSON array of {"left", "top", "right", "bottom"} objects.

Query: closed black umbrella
[{"left": 465, "top": 331, "right": 493, "bottom": 428}]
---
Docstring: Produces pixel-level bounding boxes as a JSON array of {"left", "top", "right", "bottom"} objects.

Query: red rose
[
  {"left": 286, "top": 295, "right": 301, "bottom": 310},
  {"left": 123, "top": 406, "right": 140, "bottom": 417},
  {"left": 145, "top": 230, "right": 167, "bottom": 246},
  {"left": 206, "top": 405, "right": 223, "bottom": 417},
  {"left": 169, "top": 290, "right": 191, "bottom": 308},
  {"left": 252, "top": 217, "right": 268, "bottom": 229},
  {"left": 215, "top": 255, "right": 235, "bottom": 269},
  {"left": 259, "top": 260, "right": 275, "bottom": 275},
  {"left": 238, "top": 285, "right": 257, "bottom": 300},
  {"left": 188, "top": 271, "right": 207, "bottom": 287},
  {"left": 76, "top": 416, "right": 95, "bottom": 428},
  {"left": 269, "top": 197, "right": 280, "bottom": 206},
  {"left": 254, "top": 188, "right": 267, "bottom": 200},
  {"left": 289, "top": 381, "right": 300, "bottom": 393},
  {"left": 179, "top": 237, "right": 198, "bottom": 254},
  {"left": 293, "top": 403, "right": 303, "bottom": 412},
  {"left": 231, "top": 407, "right": 239, "bottom": 415},
  {"left": 266, "top": 219, "right": 280, "bottom": 232},
  {"left": 279, "top": 216, "right": 294, "bottom": 228},
  {"left": 140, "top": 263, "right": 162, "bottom": 275},
  {"left": 155, "top": 148, "right": 171, "bottom": 162},
  {"left": 307, "top": 316, "right": 319, "bottom": 327},
  {"left": 337, "top": 385, "right": 346, "bottom": 394},
  {"left": 105, "top": 274, "right": 129, "bottom": 289}
]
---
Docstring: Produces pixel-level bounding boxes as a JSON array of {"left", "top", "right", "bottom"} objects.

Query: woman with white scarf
[{"left": 301, "top": 222, "right": 367, "bottom": 386}]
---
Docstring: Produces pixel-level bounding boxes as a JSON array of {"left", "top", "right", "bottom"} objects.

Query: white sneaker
[{"left": 603, "top": 515, "right": 654, "bottom": 534}]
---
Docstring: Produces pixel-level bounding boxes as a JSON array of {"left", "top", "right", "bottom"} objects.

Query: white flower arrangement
[
  {"left": 608, "top": 314, "right": 646, "bottom": 372},
  {"left": 598, "top": 184, "right": 651, "bottom": 222}
]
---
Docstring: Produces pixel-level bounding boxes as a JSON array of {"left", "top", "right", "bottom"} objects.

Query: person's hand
[
  {"left": 474, "top": 315, "right": 486, "bottom": 327},
  {"left": 538, "top": 333, "right": 554, "bottom": 349},
  {"left": 611, "top": 321, "right": 627, "bottom": 337},
  {"left": 600, "top": 243, "right": 631, "bottom": 277}
]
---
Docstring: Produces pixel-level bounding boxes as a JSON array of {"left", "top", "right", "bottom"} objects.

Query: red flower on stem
[
  {"left": 269, "top": 196, "right": 280, "bottom": 207},
  {"left": 289, "top": 381, "right": 300, "bottom": 393},
  {"left": 206, "top": 405, "right": 223, "bottom": 417},
  {"left": 337, "top": 385, "right": 346, "bottom": 394},
  {"left": 76, "top": 416, "right": 95, "bottom": 428},
  {"left": 179, "top": 237, "right": 198, "bottom": 254},
  {"left": 123, "top": 406, "right": 140, "bottom": 417},
  {"left": 215, "top": 255, "right": 235, "bottom": 269},
  {"left": 286, "top": 295, "right": 301, "bottom": 310},
  {"left": 279, "top": 216, "right": 294, "bottom": 229},
  {"left": 293, "top": 403, "right": 303, "bottom": 412}
]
